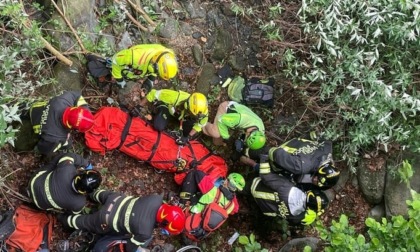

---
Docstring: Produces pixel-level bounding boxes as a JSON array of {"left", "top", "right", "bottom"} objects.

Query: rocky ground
[{"left": 0, "top": 1, "right": 375, "bottom": 251}]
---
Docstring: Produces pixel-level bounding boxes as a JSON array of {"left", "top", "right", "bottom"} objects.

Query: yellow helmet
[
  {"left": 186, "top": 93, "right": 208, "bottom": 117},
  {"left": 155, "top": 51, "right": 178, "bottom": 80}
]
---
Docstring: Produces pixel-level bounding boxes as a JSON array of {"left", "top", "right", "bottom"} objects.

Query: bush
[
  {"left": 283, "top": 0, "right": 420, "bottom": 169},
  {"left": 317, "top": 189, "right": 420, "bottom": 251},
  {"left": 0, "top": 1, "right": 54, "bottom": 148}
]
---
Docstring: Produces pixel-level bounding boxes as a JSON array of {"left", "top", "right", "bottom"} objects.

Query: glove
[
  {"left": 85, "top": 163, "right": 93, "bottom": 170},
  {"left": 176, "top": 135, "right": 190, "bottom": 145},
  {"left": 234, "top": 139, "right": 245, "bottom": 152},
  {"left": 117, "top": 80, "right": 126, "bottom": 88},
  {"left": 253, "top": 163, "right": 260, "bottom": 173}
]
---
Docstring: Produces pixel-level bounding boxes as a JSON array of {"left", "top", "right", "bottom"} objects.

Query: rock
[
  {"left": 181, "top": 0, "right": 206, "bottom": 19},
  {"left": 279, "top": 237, "right": 320, "bottom": 252},
  {"left": 368, "top": 203, "right": 385, "bottom": 222},
  {"left": 192, "top": 44, "right": 204, "bottom": 66},
  {"left": 333, "top": 165, "right": 350, "bottom": 193},
  {"left": 179, "top": 21, "right": 193, "bottom": 36},
  {"left": 53, "top": 58, "right": 84, "bottom": 90},
  {"left": 159, "top": 17, "right": 180, "bottom": 39},
  {"left": 117, "top": 81, "right": 143, "bottom": 108},
  {"left": 211, "top": 29, "right": 233, "bottom": 61},
  {"left": 13, "top": 119, "right": 38, "bottom": 152},
  {"left": 47, "top": 0, "right": 98, "bottom": 51},
  {"left": 384, "top": 151, "right": 420, "bottom": 217},
  {"left": 196, "top": 63, "right": 218, "bottom": 95},
  {"left": 229, "top": 54, "right": 247, "bottom": 71},
  {"left": 117, "top": 31, "right": 133, "bottom": 51},
  {"left": 384, "top": 169, "right": 410, "bottom": 218},
  {"left": 357, "top": 158, "right": 386, "bottom": 204}
]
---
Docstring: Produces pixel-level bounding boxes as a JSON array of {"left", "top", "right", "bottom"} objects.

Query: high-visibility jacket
[
  {"left": 111, "top": 44, "right": 171, "bottom": 80},
  {"left": 146, "top": 89, "right": 208, "bottom": 132},
  {"left": 28, "top": 153, "right": 90, "bottom": 213},
  {"left": 268, "top": 138, "right": 332, "bottom": 176},
  {"left": 29, "top": 91, "right": 89, "bottom": 156},
  {"left": 217, "top": 101, "right": 265, "bottom": 139}
]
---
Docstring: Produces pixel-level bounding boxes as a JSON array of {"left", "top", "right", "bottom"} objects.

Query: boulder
[
  {"left": 279, "top": 237, "right": 320, "bottom": 252},
  {"left": 357, "top": 158, "right": 386, "bottom": 204}
]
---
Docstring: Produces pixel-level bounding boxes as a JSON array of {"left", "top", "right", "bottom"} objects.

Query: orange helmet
[
  {"left": 62, "top": 107, "right": 94, "bottom": 132},
  {"left": 156, "top": 203, "right": 185, "bottom": 235}
]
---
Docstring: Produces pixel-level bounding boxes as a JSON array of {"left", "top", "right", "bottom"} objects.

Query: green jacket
[
  {"left": 217, "top": 101, "right": 264, "bottom": 139},
  {"left": 111, "top": 44, "right": 171, "bottom": 80},
  {"left": 189, "top": 187, "right": 237, "bottom": 214},
  {"left": 146, "top": 89, "right": 208, "bottom": 132}
]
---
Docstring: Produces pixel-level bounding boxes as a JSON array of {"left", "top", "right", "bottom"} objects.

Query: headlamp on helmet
[
  {"left": 316, "top": 162, "right": 340, "bottom": 189},
  {"left": 306, "top": 190, "right": 329, "bottom": 215},
  {"left": 72, "top": 170, "right": 102, "bottom": 195}
]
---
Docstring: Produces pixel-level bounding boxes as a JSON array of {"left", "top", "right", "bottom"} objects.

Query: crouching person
[
  {"left": 250, "top": 171, "right": 329, "bottom": 226},
  {"left": 28, "top": 152, "right": 101, "bottom": 214},
  {"left": 58, "top": 190, "right": 185, "bottom": 251},
  {"left": 181, "top": 170, "right": 245, "bottom": 242}
]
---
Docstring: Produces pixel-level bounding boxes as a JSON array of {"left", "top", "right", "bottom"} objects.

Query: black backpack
[
  {"left": 227, "top": 76, "right": 275, "bottom": 107},
  {"left": 86, "top": 54, "right": 112, "bottom": 84}
]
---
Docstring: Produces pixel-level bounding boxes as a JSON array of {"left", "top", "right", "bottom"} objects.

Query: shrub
[
  {"left": 0, "top": 1, "right": 54, "bottom": 148},
  {"left": 283, "top": 0, "right": 420, "bottom": 169}
]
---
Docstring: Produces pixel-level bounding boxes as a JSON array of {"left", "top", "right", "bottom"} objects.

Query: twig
[
  {"left": 50, "top": 0, "right": 87, "bottom": 53},
  {"left": 113, "top": 0, "right": 148, "bottom": 32},
  {"left": 19, "top": 1, "right": 73, "bottom": 66},
  {"left": 126, "top": 0, "right": 157, "bottom": 26}
]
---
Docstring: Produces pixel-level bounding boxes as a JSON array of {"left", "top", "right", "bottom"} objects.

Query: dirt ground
[{"left": 0, "top": 123, "right": 371, "bottom": 252}]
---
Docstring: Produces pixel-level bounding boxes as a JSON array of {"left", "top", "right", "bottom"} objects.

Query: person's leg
[
  {"left": 152, "top": 103, "right": 170, "bottom": 131},
  {"left": 202, "top": 101, "right": 229, "bottom": 144}
]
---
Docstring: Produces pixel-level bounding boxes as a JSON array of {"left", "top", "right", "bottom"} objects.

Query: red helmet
[
  {"left": 62, "top": 107, "right": 94, "bottom": 132},
  {"left": 156, "top": 203, "right": 185, "bottom": 235}
]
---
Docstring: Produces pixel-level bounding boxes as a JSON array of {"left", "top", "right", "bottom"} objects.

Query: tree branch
[
  {"left": 20, "top": 2, "right": 73, "bottom": 66},
  {"left": 50, "top": 0, "right": 87, "bottom": 53},
  {"left": 126, "top": 0, "right": 157, "bottom": 27},
  {"left": 113, "top": 0, "right": 149, "bottom": 32}
]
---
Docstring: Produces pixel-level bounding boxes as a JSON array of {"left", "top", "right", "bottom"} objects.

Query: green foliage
[
  {"left": 207, "top": 85, "right": 222, "bottom": 104},
  {"left": 281, "top": 0, "right": 420, "bottom": 169},
  {"left": 398, "top": 159, "right": 414, "bottom": 185},
  {"left": 318, "top": 190, "right": 420, "bottom": 251},
  {"left": 234, "top": 233, "right": 269, "bottom": 252},
  {"left": 0, "top": 1, "right": 54, "bottom": 148}
]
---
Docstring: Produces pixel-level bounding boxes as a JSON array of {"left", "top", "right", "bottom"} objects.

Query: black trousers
[{"left": 153, "top": 104, "right": 194, "bottom": 136}]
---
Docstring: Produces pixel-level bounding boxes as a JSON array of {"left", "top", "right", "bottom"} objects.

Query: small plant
[{"left": 235, "top": 233, "right": 269, "bottom": 252}]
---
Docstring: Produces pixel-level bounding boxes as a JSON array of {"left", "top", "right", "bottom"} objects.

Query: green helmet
[
  {"left": 227, "top": 173, "right": 245, "bottom": 191},
  {"left": 246, "top": 130, "right": 266, "bottom": 150}
]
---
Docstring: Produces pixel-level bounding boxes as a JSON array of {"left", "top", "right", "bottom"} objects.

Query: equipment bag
[
  {"left": 227, "top": 76, "right": 275, "bottom": 107},
  {"left": 6, "top": 205, "right": 54, "bottom": 252},
  {"left": 86, "top": 54, "right": 112, "bottom": 84},
  {"left": 184, "top": 190, "right": 232, "bottom": 241}
]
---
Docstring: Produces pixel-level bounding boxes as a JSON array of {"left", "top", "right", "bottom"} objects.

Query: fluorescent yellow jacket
[
  {"left": 111, "top": 44, "right": 173, "bottom": 80},
  {"left": 146, "top": 89, "right": 209, "bottom": 132}
]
